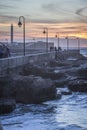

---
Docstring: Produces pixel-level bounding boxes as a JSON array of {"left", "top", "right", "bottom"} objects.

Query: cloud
[
  {"left": 41, "top": 2, "right": 68, "bottom": 16},
  {"left": 0, "top": 31, "right": 10, "bottom": 36},
  {"left": 60, "top": 26, "right": 87, "bottom": 33},
  {"left": 30, "top": 18, "right": 60, "bottom": 24},
  {"left": 41, "top": 2, "right": 77, "bottom": 16},
  {"left": 0, "top": 15, "right": 18, "bottom": 23},
  {"left": 0, "top": 4, "right": 14, "bottom": 9},
  {"left": 42, "top": 3, "right": 58, "bottom": 12},
  {"left": 31, "top": 19, "right": 69, "bottom": 24},
  {"left": 76, "top": 7, "right": 87, "bottom": 17},
  {"left": 41, "top": 2, "right": 80, "bottom": 24}
]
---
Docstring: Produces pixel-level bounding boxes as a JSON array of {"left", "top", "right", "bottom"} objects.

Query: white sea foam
[{"left": 1, "top": 93, "right": 87, "bottom": 130}]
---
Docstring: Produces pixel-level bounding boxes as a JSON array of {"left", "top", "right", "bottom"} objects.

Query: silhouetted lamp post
[
  {"left": 18, "top": 16, "right": 25, "bottom": 56},
  {"left": 43, "top": 28, "right": 48, "bottom": 52},
  {"left": 55, "top": 33, "right": 59, "bottom": 51},
  {"left": 66, "top": 36, "right": 69, "bottom": 51},
  {"left": 5, "top": 38, "right": 8, "bottom": 44},
  {"left": 77, "top": 37, "right": 80, "bottom": 50}
]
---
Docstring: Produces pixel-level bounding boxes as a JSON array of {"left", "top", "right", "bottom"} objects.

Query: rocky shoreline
[{"left": 0, "top": 52, "right": 87, "bottom": 116}]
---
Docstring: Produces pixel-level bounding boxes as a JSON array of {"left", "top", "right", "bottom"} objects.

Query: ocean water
[
  {"left": 1, "top": 92, "right": 87, "bottom": 130},
  {"left": 80, "top": 48, "right": 87, "bottom": 57}
]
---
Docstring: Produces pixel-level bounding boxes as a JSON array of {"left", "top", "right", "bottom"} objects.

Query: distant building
[
  {"left": 28, "top": 41, "right": 54, "bottom": 51},
  {"left": 11, "top": 24, "right": 13, "bottom": 43}
]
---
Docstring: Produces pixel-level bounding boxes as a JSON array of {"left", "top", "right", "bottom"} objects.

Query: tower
[{"left": 11, "top": 24, "right": 13, "bottom": 43}]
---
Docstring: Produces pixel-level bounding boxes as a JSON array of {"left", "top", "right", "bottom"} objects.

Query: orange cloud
[{"left": 0, "top": 22, "right": 87, "bottom": 41}]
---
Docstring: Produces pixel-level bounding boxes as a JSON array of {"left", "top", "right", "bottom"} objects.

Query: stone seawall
[
  {"left": 0, "top": 50, "right": 80, "bottom": 75},
  {"left": 0, "top": 52, "right": 55, "bottom": 75}
]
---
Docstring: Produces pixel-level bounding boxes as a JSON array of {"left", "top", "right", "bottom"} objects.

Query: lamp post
[
  {"left": 33, "top": 37, "right": 35, "bottom": 51},
  {"left": 5, "top": 38, "right": 8, "bottom": 44},
  {"left": 43, "top": 27, "right": 48, "bottom": 52},
  {"left": 66, "top": 36, "right": 69, "bottom": 51},
  {"left": 55, "top": 33, "right": 59, "bottom": 51},
  {"left": 18, "top": 16, "right": 25, "bottom": 56},
  {"left": 77, "top": 37, "right": 80, "bottom": 50}
]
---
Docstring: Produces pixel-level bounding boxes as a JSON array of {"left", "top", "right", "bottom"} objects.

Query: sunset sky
[{"left": 0, "top": 0, "right": 87, "bottom": 42}]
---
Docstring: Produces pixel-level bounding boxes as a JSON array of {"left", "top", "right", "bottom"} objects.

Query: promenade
[{"left": 0, "top": 50, "right": 80, "bottom": 75}]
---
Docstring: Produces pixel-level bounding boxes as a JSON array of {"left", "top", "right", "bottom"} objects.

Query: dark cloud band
[{"left": 76, "top": 7, "right": 87, "bottom": 17}]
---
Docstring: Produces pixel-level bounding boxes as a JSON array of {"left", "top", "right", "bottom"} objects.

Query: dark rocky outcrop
[
  {"left": 0, "top": 75, "right": 16, "bottom": 98},
  {"left": 67, "top": 66, "right": 87, "bottom": 92},
  {"left": 13, "top": 75, "right": 57, "bottom": 104},
  {"left": 20, "top": 64, "right": 66, "bottom": 80},
  {"left": 20, "top": 64, "right": 46, "bottom": 76},
  {"left": 54, "top": 79, "right": 68, "bottom": 88},
  {"left": 68, "top": 80, "right": 87, "bottom": 92},
  {"left": 47, "top": 60, "right": 69, "bottom": 67},
  {"left": 0, "top": 75, "right": 58, "bottom": 104},
  {"left": 0, "top": 99, "right": 16, "bottom": 114},
  {"left": 77, "top": 68, "right": 87, "bottom": 80}
]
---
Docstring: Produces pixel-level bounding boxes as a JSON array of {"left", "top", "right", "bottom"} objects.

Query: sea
[
  {"left": 80, "top": 48, "right": 87, "bottom": 57},
  {"left": 1, "top": 93, "right": 87, "bottom": 130},
  {"left": 0, "top": 48, "right": 87, "bottom": 130}
]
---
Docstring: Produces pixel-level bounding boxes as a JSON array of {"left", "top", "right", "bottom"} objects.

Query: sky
[{"left": 0, "top": 0, "right": 87, "bottom": 42}]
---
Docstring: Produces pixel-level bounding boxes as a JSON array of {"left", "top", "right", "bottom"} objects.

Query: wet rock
[
  {"left": 20, "top": 64, "right": 46, "bottom": 76},
  {"left": 0, "top": 75, "right": 16, "bottom": 98},
  {"left": 43, "top": 71, "right": 66, "bottom": 80},
  {"left": 13, "top": 75, "right": 57, "bottom": 104},
  {"left": 0, "top": 75, "right": 13, "bottom": 98},
  {"left": 48, "top": 60, "right": 69, "bottom": 67},
  {"left": 0, "top": 75, "right": 12, "bottom": 98},
  {"left": 0, "top": 99, "right": 16, "bottom": 114},
  {"left": 77, "top": 68, "right": 87, "bottom": 79},
  {"left": 20, "top": 64, "right": 65, "bottom": 80},
  {"left": 0, "top": 74, "right": 59, "bottom": 104},
  {"left": 54, "top": 79, "right": 68, "bottom": 88},
  {"left": 68, "top": 80, "right": 87, "bottom": 92}
]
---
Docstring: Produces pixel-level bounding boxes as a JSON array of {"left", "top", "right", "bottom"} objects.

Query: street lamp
[
  {"left": 77, "top": 37, "right": 80, "bottom": 50},
  {"left": 66, "top": 36, "right": 69, "bottom": 51},
  {"left": 55, "top": 33, "right": 59, "bottom": 51},
  {"left": 18, "top": 16, "right": 25, "bottom": 56},
  {"left": 43, "top": 27, "right": 48, "bottom": 52}
]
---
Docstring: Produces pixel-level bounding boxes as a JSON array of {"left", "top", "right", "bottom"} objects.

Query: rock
[
  {"left": 68, "top": 80, "right": 87, "bottom": 92},
  {"left": 54, "top": 79, "right": 68, "bottom": 88},
  {"left": 0, "top": 121, "right": 3, "bottom": 130},
  {"left": 48, "top": 60, "right": 69, "bottom": 67},
  {"left": 20, "top": 64, "right": 65, "bottom": 80},
  {"left": 77, "top": 68, "right": 87, "bottom": 79},
  {"left": 43, "top": 71, "right": 66, "bottom": 80},
  {"left": 20, "top": 64, "right": 46, "bottom": 76},
  {"left": 0, "top": 99, "right": 16, "bottom": 114},
  {"left": 0, "top": 74, "right": 58, "bottom": 104},
  {"left": 0, "top": 75, "right": 10, "bottom": 97},
  {"left": 13, "top": 75, "right": 57, "bottom": 104},
  {"left": 0, "top": 75, "right": 14, "bottom": 98}
]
